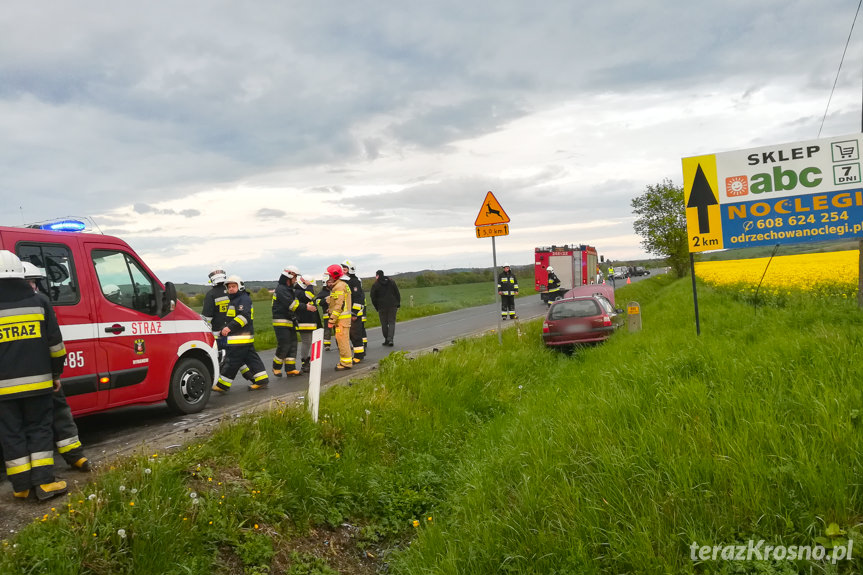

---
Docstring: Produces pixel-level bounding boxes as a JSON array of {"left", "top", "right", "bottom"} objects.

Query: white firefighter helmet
[
  {"left": 282, "top": 265, "right": 300, "bottom": 278},
  {"left": 225, "top": 275, "right": 245, "bottom": 290},
  {"left": 208, "top": 268, "right": 227, "bottom": 285},
  {"left": 547, "top": 266, "right": 554, "bottom": 273},
  {"left": 22, "top": 261, "right": 46, "bottom": 279},
  {"left": 0, "top": 250, "right": 25, "bottom": 279},
  {"left": 341, "top": 259, "right": 355, "bottom": 274},
  {"left": 503, "top": 262, "right": 510, "bottom": 268},
  {"left": 296, "top": 276, "right": 310, "bottom": 289}
]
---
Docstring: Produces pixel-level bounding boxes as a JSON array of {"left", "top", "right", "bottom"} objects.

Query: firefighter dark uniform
[
  {"left": 22, "top": 262, "right": 90, "bottom": 472},
  {"left": 498, "top": 265, "right": 519, "bottom": 320},
  {"left": 544, "top": 268, "right": 562, "bottom": 305},
  {"left": 212, "top": 277, "right": 270, "bottom": 392},
  {"left": 343, "top": 262, "right": 366, "bottom": 362},
  {"left": 0, "top": 255, "right": 68, "bottom": 500},
  {"left": 271, "top": 271, "right": 302, "bottom": 377},
  {"left": 315, "top": 281, "right": 332, "bottom": 350},
  {"left": 201, "top": 274, "right": 230, "bottom": 358},
  {"left": 293, "top": 278, "right": 321, "bottom": 372}
]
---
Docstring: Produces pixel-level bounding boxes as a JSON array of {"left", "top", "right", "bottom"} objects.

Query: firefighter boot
[
  {"left": 35, "top": 481, "right": 68, "bottom": 501},
  {"left": 72, "top": 457, "right": 92, "bottom": 472},
  {"left": 13, "top": 489, "right": 30, "bottom": 500},
  {"left": 302, "top": 358, "right": 310, "bottom": 373}
]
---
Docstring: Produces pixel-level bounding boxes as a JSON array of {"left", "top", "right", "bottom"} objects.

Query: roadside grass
[{"left": 4, "top": 274, "right": 861, "bottom": 573}]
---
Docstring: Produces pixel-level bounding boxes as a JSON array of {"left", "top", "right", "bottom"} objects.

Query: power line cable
[{"left": 819, "top": 0, "right": 863, "bottom": 137}]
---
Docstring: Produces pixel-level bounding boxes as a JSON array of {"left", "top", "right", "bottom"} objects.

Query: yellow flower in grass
[{"left": 412, "top": 520, "right": 419, "bottom": 527}]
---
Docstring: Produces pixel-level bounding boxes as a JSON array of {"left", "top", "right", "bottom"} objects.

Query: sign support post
[{"left": 474, "top": 191, "right": 510, "bottom": 345}]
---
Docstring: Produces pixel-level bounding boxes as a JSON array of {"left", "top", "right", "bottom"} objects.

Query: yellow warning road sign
[
  {"left": 682, "top": 155, "right": 724, "bottom": 252},
  {"left": 475, "top": 191, "right": 510, "bottom": 226}
]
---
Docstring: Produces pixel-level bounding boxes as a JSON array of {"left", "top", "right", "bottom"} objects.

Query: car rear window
[{"left": 549, "top": 299, "right": 600, "bottom": 319}]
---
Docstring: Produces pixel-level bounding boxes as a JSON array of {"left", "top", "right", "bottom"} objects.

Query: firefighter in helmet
[
  {"left": 271, "top": 266, "right": 302, "bottom": 377},
  {"left": 342, "top": 259, "right": 366, "bottom": 363},
  {"left": 293, "top": 275, "right": 321, "bottom": 372},
  {"left": 545, "top": 265, "right": 562, "bottom": 305},
  {"left": 497, "top": 263, "right": 519, "bottom": 320},
  {"left": 201, "top": 268, "right": 230, "bottom": 361},
  {"left": 326, "top": 264, "right": 353, "bottom": 370},
  {"left": 212, "top": 275, "right": 270, "bottom": 392},
  {"left": 0, "top": 250, "right": 69, "bottom": 501},
  {"left": 315, "top": 270, "right": 333, "bottom": 351},
  {"left": 22, "top": 261, "right": 91, "bottom": 473}
]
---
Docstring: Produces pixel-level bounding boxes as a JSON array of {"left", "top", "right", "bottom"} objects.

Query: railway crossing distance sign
[{"left": 682, "top": 133, "right": 863, "bottom": 252}]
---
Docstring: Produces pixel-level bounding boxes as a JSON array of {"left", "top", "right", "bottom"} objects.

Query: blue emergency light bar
[{"left": 40, "top": 219, "right": 87, "bottom": 232}]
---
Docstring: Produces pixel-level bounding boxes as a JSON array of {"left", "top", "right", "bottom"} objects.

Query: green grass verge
[{"left": 4, "top": 275, "right": 860, "bottom": 573}]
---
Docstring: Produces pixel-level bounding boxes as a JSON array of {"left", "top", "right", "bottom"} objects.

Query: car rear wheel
[{"left": 167, "top": 357, "right": 211, "bottom": 415}]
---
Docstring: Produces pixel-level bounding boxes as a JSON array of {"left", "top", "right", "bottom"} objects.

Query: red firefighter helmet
[{"left": 326, "top": 264, "right": 343, "bottom": 280}]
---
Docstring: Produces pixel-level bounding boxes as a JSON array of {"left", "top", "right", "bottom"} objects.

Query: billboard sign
[{"left": 682, "top": 134, "right": 863, "bottom": 252}]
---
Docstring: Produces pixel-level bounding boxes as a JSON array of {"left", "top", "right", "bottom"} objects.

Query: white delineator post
[{"left": 307, "top": 328, "right": 324, "bottom": 422}]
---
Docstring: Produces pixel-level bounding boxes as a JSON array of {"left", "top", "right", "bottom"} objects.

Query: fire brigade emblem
[{"left": 133, "top": 339, "right": 146, "bottom": 355}]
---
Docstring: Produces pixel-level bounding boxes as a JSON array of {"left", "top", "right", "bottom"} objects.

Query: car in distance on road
[
  {"left": 541, "top": 292, "right": 625, "bottom": 351},
  {"left": 629, "top": 266, "right": 651, "bottom": 276},
  {"left": 612, "top": 266, "right": 629, "bottom": 280}
]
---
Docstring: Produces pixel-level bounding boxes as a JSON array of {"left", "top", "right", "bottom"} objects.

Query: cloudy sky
[{"left": 2, "top": 1, "right": 862, "bottom": 282}]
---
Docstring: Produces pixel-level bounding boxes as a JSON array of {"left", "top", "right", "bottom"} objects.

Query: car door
[{"left": 86, "top": 243, "right": 169, "bottom": 408}]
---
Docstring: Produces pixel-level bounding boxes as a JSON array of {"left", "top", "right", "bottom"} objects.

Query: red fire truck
[{"left": 534, "top": 245, "right": 600, "bottom": 300}]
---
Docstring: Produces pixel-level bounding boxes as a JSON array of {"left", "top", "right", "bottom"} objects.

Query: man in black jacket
[{"left": 370, "top": 270, "right": 401, "bottom": 346}]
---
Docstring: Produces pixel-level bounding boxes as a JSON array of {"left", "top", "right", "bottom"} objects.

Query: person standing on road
[
  {"left": 315, "top": 272, "right": 333, "bottom": 351},
  {"left": 545, "top": 266, "right": 561, "bottom": 305},
  {"left": 326, "top": 264, "right": 353, "bottom": 371},
  {"left": 212, "top": 275, "right": 270, "bottom": 392},
  {"left": 201, "top": 268, "right": 230, "bottom": 362},
  {"left": 370, "top": 270, "right": 400, "bottom": 346},
  {"left": 271, "top": 266, "right": 302, "bottom": 378},
  {"left": 22, "top": 262, "right": 91, "bottom": 473},
  {"left": 293, "top": 275, "right": 320, "bottom": 373},
  {"left": 497, "top": 263, "right": 518, "bottom": 320},
  {"left": 0, "top": 250, "right": 69, "bottom": 501},
  {"left": 342, "top": 260, "right": 366, "bottom": 363}
]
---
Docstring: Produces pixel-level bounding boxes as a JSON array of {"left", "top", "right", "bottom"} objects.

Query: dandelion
[
  {"left": 427, "top": 516, "right": 433, "bottom": 522},
  {"left": 335, "top": 453, "right": 340, "bottom": 459},
  {"left": 190, "top": 492, "right": 198, "bottom": 499},
  {"left": 129, "top": 502, "right": 135, "bottom": 507},
  {"left": 130, "top": 488, "right": 138, "bottom": 495},
  {"left": 518, "top": 385, "right": 523, "bottom": 390},
  {"left": 412, "top": 520, "right": 419, "bottom": 527},
  {"left": 254, "top": 524, "right": 259, "bottom": 529},
  {"left": 119, "top": 485, "right": 126, "bottom": 492},
  {"left": 144, "top": 468, "right": 152, "bottom": 475},
  {"left": 117, "top": 529, "right": 127, "bottom": 539}
]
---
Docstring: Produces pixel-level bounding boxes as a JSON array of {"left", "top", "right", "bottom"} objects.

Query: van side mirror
[{"left": 157, "top": 281, "right": 177, "bottom": 318}]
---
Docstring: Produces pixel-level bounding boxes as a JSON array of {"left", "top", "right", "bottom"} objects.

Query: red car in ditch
[{"left": 541, "top": 288, "right": 625, "bottom": 350}]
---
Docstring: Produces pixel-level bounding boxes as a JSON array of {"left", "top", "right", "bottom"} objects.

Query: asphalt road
[
  {"left": 74, "top": 271, "right": 664, "bottom": 461},
  {"left": 0, "top": 274, "right": 661, "bottom": 529},
  {"left": 72, "top": 292, "right": 552, "bottom": 461}
]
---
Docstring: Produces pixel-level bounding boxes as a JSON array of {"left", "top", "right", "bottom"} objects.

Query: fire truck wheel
[{"left": 167, "top": 357, "right": 212, "bottom": 415}]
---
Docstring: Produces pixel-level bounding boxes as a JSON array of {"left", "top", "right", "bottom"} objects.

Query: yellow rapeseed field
[{"left": 694, "top": 250, "right": 859, "bottom": 294}]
